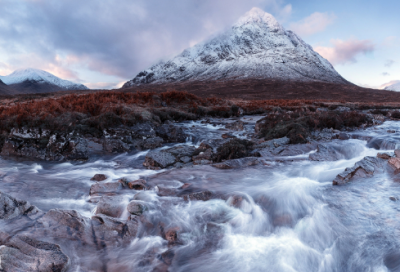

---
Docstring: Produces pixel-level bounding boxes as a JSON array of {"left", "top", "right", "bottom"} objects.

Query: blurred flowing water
[{"left": 1, "top": 119, "right": 400, "bottom": 271}]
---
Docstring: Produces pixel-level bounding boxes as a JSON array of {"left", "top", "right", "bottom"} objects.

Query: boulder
[
  {"left": 127, "top": 179, "right": 147, "bottom": 190},
  {"left": 0, "top": 191, "right": 43, "bottom": 220},
  {"left": 225, "top": 121, "right": 245, "bottom": 131},
  {"left": 91, "top": 214, "right": 139, "bottom": 249},
  {"left": 155, "top": 124, "right": 187, "bottom": 143},
  {"left": 377, "top": 153, "right": 392, "bottom": 160},
  {"left": 90, "top": 174, "right": 107, "bottom": 182},
  {"left": 90, "top": 182, "right": 122, "bottom": 196},
  {"left": 127, "top": 201, "right": 147, "bottom": 216},
  {"left": 134, "top": 137, "right": 164, "bottom": 150},
  {"left": 388, "top": 157, "right": 400, "bottom": 170},
  {"left": 0, "top": 233, "right": 69, "bottom": 272},
  {"left": 395, "top": 149, "right": 400, "bottom": 158},
  {"left": 212, "top": 157, "right": 259, "bottom": 169},
  {"left": 95, "top": 196, "right": 126, "bottom": 218},
  {"left": 333, "top": 156, "right": 385, "bottom": 185},
  {"left": 36, "top": 209, "right": 92, "bottom": 244},
  {"left": 102, "top": 139, "right": 130, "bottom": 153},
  {"left": 143, "top": 145, "right": 196, "bottom": 169}
]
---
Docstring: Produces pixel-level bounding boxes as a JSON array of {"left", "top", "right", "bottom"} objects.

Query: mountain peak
[
  {"left": 123, "top": 8, "right": 349, "bottom": 87},
  {"left": 234, "top": 7, "right": 280, "bottom": 29},
  {"left": 0, "top": 68, "right": 88, "bottom": 91}
]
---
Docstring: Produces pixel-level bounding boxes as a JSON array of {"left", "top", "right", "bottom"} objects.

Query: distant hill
[
  {"left": 384, "top": 80, "right": 400, "bottom": 92},
  {"left": 0, "top": 68, "right": 88, "bottom": 94}
]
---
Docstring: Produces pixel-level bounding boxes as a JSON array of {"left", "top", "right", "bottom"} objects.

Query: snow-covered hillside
[
  {"left": 0, "top": 68, "right": 88, "bottom": 90},
  {"left": 384, "top": 81, "right": 400, "bottom": 92},
  {"left": 123, "top": 7, "right": 348, "bottom": 87}
]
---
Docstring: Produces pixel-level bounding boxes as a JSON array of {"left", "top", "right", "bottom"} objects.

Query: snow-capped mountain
[
  {"left": 0, "top": 68, "right": 88, "bottom": 93},
  {"left": 383, "top": 81, "right": 400, "bottom": 92},
  {"left": 123, "top": 7, "right": 348, "bottom": 87}
]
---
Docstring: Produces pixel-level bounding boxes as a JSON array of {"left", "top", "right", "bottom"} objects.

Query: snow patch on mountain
[
  {"left": 0, "top": 68, "right": 88, "bottom": 90},
  {"left": 384, "top": 81, "right": 400, "bottom": 92},
  {"left": 124, "top": 7, "right": 348, "bottom": 87}
]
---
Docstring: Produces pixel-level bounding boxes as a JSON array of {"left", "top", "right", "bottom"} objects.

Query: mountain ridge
[
  {"left": 0, "top": 68, "right": 88, "bottom": 94},
  {"left": 123, "top": 7, "right": 349, "bottom": 88}
]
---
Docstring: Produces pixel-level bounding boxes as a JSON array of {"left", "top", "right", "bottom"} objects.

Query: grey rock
[
  {"left": 103, "top": 138, "right": 130, "bottom": 153},
  {"left": 0, "top": 191, "right": 43, "bottom": 220},
  {"left": 90, "top": 182, "right": 122, "bottom": 196},
  {"left": 143, "top": 150, "right": 177, "bottom": 169},
  {"left": 96, "top": 196, "right": 126, "bottom": 218},
  {"left": 225, "top": 121, "right": 245, "bottom": 131},
  {"left": 134, "top": 137, "right": 163, "bottom": 150},
  {"left": 127, "top": 201, "right": 147, "bottom": 216},
  {"left": 156, "top": 124, "right": 187, "bottom": 143},
  {"left": 0, "top": 233, "right": 69, "bottom": 272},
  {"left": 213, "top": 157, "right": 259, "bottom": 169},
  {"left": 333, "top": 156, "right": 385, "bottom": 185}
]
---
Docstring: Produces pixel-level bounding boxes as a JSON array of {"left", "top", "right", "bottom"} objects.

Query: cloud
[
  {"left": 385, "top": 59, "right": 395, "bottom": 67},
  {"left": 289, "top": 12, "right": 336, "bottom": 37},
  {"left": 379, "top": 80, "right": 400, "bottom": 89},
  {"left": 382, "top": 72, "right": 390, "bottom": 76},
  {"left": 314, "top": 38, "right": 375, "bottom": 65},
  {"left": 0, "top": 0, "right": 289, "bottom": 86}
]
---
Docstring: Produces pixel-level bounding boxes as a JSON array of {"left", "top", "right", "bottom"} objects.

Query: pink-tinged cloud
[
  {"left": 314, "top": 38, "right": 375, "bottom": 65},
  {"left": 290, "top": 12, "right": 336, "bottom": 37},
  {"left": 379, "top": 80, "right": 400, "bottom": 90}
]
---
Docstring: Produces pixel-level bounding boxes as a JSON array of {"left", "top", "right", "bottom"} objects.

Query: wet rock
[
  {"left": 143, "top": 150, "right": 176, "bottom": 169},
  {"left": 156, "top": 123, "right": 187, "bottom": 143},
  {"left": 180, "top": 156, "right": 192, "bottom": 163},
  {"left": 90, "top": 182, "right": 122, "bottom": 196},
  {"left": 182, "top": 191, "right": 213, "bottom": 201},
  {"left": 273, "top": 214, "right": 293, "bottom": 227},
  {"left": 193, "top": 159, "right": 213, "bottom": 165},
  {"left": 1, "top": 134, "right": 88, "bottom": 162},
  {"left": 389, "top": 196, "right": 398, "bottom": 202},
  {"left": 338, "top": 132, "right": 350, "bottom": 140},
  {"left": 91, "top": 214, "right": 139, "bottom": 249},
  {"left": 212, "top": 157, "right": 259, "bottom": 169},
  {"left": 132, "top": 122, "right": 157, "bottom": 139},
  {"left": 155, "top": 186, "right": 179, "bottom": 197},
  {"left": 0, "top": 233, "right": 69, "bottom": 272},
  {"left": 395, "top": 149, "right": 400, "bottom": 157},
  {"left": 253, "top": 137, "right": 289, "bottom": 149},
  {"left": 143, "top": 145, "right": 196, "bottom": 169},
  {"left": 192, "top": 149, "right": 213, "bottom": 162},
  {"left": 91, "top": 174, "right": 108, "bottom": 182},
  {"left": 127, "top": 201, "right": 147, "bottom": 216},
  {"left": 134, "top": 137, "right": 164, "bottom": 150},
  {"left": 0, "top": 191, "right": 43, "bottom": 220},
  {"left": 159, "top": 249, "right": 175, "bottom": 265},
  {"left": 36, "top": 209, "right": 92, "bottom": 244},
  {"left": 213, "top": 138, "right": 255, "bottom": 162},
  {"left": 128, "top": 179, "right": 147, "bottom": 190},
  {"left": 221, "top": 133, "right": 236, "bottom": 139},
  {"left": 333, "top": 156, "right": 385, "bottom": 185},
  {"left": 96, "top": 196, "right": 126, "bottom": 218},
  {"left": 387, "top": 130, "right": 396, "bottom": 133},
  {"left": 164, "top": 228, "right": 179, "bottom": 243},
  {"left": 388, "top": 157, "right": 400, "bottom": 170},
  {"left": 225, "top": 121, "right": 244, "bottom": 131},
  {"left": 309, "top": 143, "right": 358, "bottom": 161},
  {"left": 377, "top": 153, "right": 392, "bottom": 160},
  {"left": 103, "top": 138, "right": 130, "bottom": 153}
]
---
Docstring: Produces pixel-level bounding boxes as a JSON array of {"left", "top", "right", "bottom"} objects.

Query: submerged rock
[
  {"left": 143, "top": 145, "right": 196, "bottom": 169},
  {"left": 225, "top": 121, "right": 245, "bottom": 131},
  {"left": 91, "top": 174, "right": 108, "bottom": 182},
  {"left": 213, "top": 157, "right": 259, "bottom": 169}
]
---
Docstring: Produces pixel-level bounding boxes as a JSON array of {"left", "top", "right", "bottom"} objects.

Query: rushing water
[{"left": 2, "top": 118, "right": 400, "bottom": 271}]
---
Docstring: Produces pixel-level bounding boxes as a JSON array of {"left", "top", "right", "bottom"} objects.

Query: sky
[{"left": 0, "top": 0, "right": 398, "bottom": 89}]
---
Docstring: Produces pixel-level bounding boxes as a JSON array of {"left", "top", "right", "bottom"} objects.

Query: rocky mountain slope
[
  {"left": 384, "top": 81, "right": 400, "bottom": 92},
  {"left": 0, "top": 68, "right": 88, "bottom": 94},
  {"left": 123, "top": 7, "right": 349, "bottom": 87},
  {"left": 0, "top": 79, "right": 16, "bottom": 95}
]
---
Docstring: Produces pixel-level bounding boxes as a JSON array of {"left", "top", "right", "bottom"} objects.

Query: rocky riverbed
[{"left": 2, "top": 107, "right": 400, "bottom": 271}]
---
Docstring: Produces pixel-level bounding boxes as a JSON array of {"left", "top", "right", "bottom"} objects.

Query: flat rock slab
[{"left": 0, "top": 191, "right": 43, "bottom": 220}]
